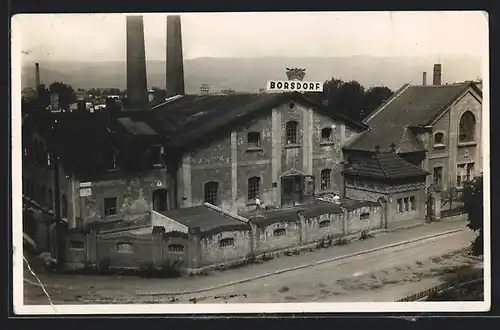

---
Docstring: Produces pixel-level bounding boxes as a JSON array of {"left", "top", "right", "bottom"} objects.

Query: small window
[
  {"left": 457, "top": 164, "right": 466, "bottom": 188},
  {"left": 273, "top": 228, "right": 286, "bottom": 237},
  {"left": 117, "top": 242, "right": 134, "bottom": 253},
  {"left": 320, "top": 169, "right": 332, "bottom": 191},
  {"left": 410, "top": 196, "right": 416, "bottom": 211},
  {"left": 219, "top": 238, "right": 234, "bottom": 248},
  {"left": 61, "top": 195, "right": 68, "bottom": 218},
  {"left": 70, "top": 241, "right": 84, "bottom": 250},
  {"left": 321, "top": 127, "right": 333, "bottom": 142},
  {"left": 397, "top": 198, "right": 403, "bottom": 213},
  {"left": 103, "top": 149, "right": 117, "bottom": 171},
  {"left": 434, "top": 132, "right": 444, "bottom": 146},
  {"left": 151, "top": 146, "right": 164, "bottom": 166},
  {"left": 286, "top": 121, "right": 299, "bottom": 144},
  {"left": 248, "top": 176, "right": 261, "bottom": 201},
  {"left": 403, "top": 197, "right": 409, "bottom": 212},
  {"left": 168, "top": 244, "right": 184, "bottom": 252},
  {"left": 104, "top": 197, "right": 118, "bottom": 216},
  {"left": 247, "top": 132, "right": 261, "bottom": 148},
  {"left": 204, "top": 181, "right": 219, "bottom": 205},
  {"left": 360, "top": 212, "right": 370, "bottom": 221},
  {"left": 319, "top": 220, "right": 330, "bottom": 228}
]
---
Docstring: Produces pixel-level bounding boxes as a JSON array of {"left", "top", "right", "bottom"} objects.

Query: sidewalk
[{"left": 29, "top": 218, "right": 468, "bottom": 296}]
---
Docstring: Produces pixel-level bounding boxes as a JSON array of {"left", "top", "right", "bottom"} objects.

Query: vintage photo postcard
[{"left": 11, "top": 11, "right": 490, "bottom": 315}]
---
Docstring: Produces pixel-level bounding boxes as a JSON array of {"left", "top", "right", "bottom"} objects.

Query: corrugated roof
[
  {"left": 347, "top": 83, "right": 476, "bottom": 153},
  {"left": 159, "top": 205, "right": 251, "bottom": 234},
  {"left": 343, "top": 152, "right": 429, "bottom": 180}
]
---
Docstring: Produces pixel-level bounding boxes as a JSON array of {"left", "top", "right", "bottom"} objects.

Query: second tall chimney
[
  {"left": 166, "top": 15, "right": 185, "bottom": 98},
  {"left": 433, "top": 64, "right": 442, "bottom": 86},
  {"left": 126, "top": 15, "right": 149, "bottom": 110},
  {"left": 422, "top": 72, "right": 427, "bottom": 86},
  {"left": 35, "top": 63, "right": 40, "bottom": 91}
]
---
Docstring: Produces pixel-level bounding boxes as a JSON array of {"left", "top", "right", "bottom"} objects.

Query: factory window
[
  {"left": 273, "top": 228, "right": 286, "bottom": 237},
  {"left": 459, "top": 111, "right": 476, "bottom": 143},
  {"left": 247, "top": 132, "right": 261, "bottom": 148},
  {"left": 433, "top": 132, "right": 445, "bottom": 146},
  {"left": 69, "top": 241, "right": 84, "bottom": 250},
  {"left": 321, "top": 127, "right": 333, "bottom": 142},
  {"left": 397, "top": 198, "right": 403, "bottom": 213},
  {"left": 320, "top": 169, "right": 332, "bottom": 191},
  {"left": 151, "top": 146, "right": 164, "bottom": 167},
  {"left": 103, "top": 149, "right": 117, "bottom": 171},
  {"left": 204, "top": 181, "right": 219, "bottom": 205},
  {"left": 410, "top": 196, "right": 416, "bottom": 211},
  {"left": 466, "top": 163, "right": 475, "bottom": 182},
  {"left": 168, "top": 244, "right": 184, "bottom": 253},
  {"left": 433, "top": 166, "right": 443, "bottom": 186},
  {"left": 286, "top": 120, "right": 299, "bottom": 145},
  {"left": 319, "top": 220, "right": 330, "bottom": 228},
  {"left": 248, "top": 176, "right": 261, "bottom": 201},
  {"left": 403, "top": 197, "right": 409, "bottom": 212},
  {"left": 117, "top": 242, "right": 134, "bottom": 253},
  {"left": 360, "top": 213, "right": 370, "bottom": 221},
  {"left": 104, "top": 197, "right": 118, "bottom": 216},
  {"left": 61, "top": 194, "right": 68, "bottom": 218},
  {"left": 219, "top": 238, "right": 234, "bottom": 248}
]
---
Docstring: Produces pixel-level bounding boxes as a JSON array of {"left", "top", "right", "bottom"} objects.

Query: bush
[{"left": 359, "top": 229, "right": 373, "bottom": 240}]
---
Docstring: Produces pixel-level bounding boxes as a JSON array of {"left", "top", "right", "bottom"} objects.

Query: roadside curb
[{"left": 138, "top": 227, "right": 466, "bottom": 297}]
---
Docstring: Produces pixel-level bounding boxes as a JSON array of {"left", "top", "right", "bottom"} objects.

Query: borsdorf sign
[{"left": 266, "top": 80, "right": 323, "bottom": 92}]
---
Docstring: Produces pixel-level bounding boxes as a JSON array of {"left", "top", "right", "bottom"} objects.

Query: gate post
[{"left": 432, "top": 191, "right": 442, "bottom": 221}]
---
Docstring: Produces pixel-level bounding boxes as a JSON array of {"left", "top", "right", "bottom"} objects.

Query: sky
[{"left": 13, "top": 11, "right": 488, "bottom": 63}]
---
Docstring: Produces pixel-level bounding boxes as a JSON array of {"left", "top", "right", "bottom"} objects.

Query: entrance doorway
[
  {"left": 152, "top": 189, "right": 169, "bottom": 212},
  {"left": 280, "top": 171, "right": 315, "bottom": 207}
]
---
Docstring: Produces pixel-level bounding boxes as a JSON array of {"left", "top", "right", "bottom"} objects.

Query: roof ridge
[
  {"left": 373, "top": 152, "right": 389, "bottom": 179},
  {"left": 363, "top": 83, "right": 411, "bottom": 124}
]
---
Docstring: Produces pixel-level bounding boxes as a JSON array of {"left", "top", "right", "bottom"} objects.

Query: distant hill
[{"left": 21, "top": 55, "right": 482, "bottom": 93}]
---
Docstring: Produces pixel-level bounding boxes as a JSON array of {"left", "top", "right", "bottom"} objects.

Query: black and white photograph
[{"left": 11, "top": 11, "right": 490, "bottom": 314}]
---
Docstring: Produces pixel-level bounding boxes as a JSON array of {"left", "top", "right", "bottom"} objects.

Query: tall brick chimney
[
  {"left": 422, "top": 72, "right": 427, "bottom": 86},
  {"left": 166, "top": 15, "right": 185, "bottom": 97},
  {"left": 126, "top": 15, "right": 149, "bottom": 110},
  {"left": 433, "top": 64, "right": 442, "bottom": 86}
]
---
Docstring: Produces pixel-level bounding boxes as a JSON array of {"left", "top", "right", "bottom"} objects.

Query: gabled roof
[
  {"left": 342, "top": 152, "right": 429, "bottom": 180},
  {"left": 151, "top": 92, "right": 368, "bottom": 149},
  {"left": 346, "top": 82, "right": 481, "bottom": 153}
]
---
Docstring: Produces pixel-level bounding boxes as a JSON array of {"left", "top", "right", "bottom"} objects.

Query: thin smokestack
[
  {"left": 422, "top": 72, "right": 427, "bottom": 86},
  {"left": 35, "top": 63, "right": 40, "bottom": 90},
  {"left": 166, "top": 15, "right": 185, "bottom": 97},
  {"left": 126, "top": 15, "right": 149, "bottom": 109},
  {"left": 433, "top": 64, "right": 442, "bottom": 86}
]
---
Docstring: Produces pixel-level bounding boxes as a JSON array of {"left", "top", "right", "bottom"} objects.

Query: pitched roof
[
  {"left": 151, "top": 92, "right": 368, "bottom": 149},
  {"left": 346, "top": 82, "right": 480, "bottom": 153},
  {"left": 159, "top": 205, "right": 251, "bottom": 235},
  {"left": 342, "top": 152, "right": 429, "bottom": 180}
]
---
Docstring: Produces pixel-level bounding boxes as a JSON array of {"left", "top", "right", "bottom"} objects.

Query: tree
[
  {"left": 362, "top": 86, "right": 393, "bottom": 119},
  {"left": 336, "top": 80, "right": 365, "bottom": 120},
  {"left": 463, "top": 175, "right": 483, "bottom": 256},
  {"left": 49, "top": 81, "right": 76, "bottom": 110}
]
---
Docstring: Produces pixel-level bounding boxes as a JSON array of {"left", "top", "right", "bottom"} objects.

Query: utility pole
[{"left": 51, "top": 118, "right": 65, "bottom": 266}]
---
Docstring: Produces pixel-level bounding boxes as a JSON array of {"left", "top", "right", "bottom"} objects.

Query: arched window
[
  {"left": 459, "top": 111, "right": 476, "bottom": 143},
  {"left": 320, "top": 169, "right": 332, "bottom": 191},
  {"left": 286, "top": 121, "right": 299, "bottom": 145},
  {"left": 204, "top": 181, "right": 219, "bottom": 205},
  {"left": 48, "top": 188, "right": 53, "bottom": 210},
  {"left": 61, "top": 194, "right": 68, "bottom": 218},
  {"left": 434, "top": 132, "right": 444, "bottom": 145},
  {"left": 248, "top": 176, "right": 261, "bottom": 201},
  {"left": 321, "top": 127, "right": 333, "bottom": 142}
]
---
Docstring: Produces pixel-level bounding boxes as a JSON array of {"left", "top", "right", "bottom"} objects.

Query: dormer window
[
  {"left": 247, "top": 132, "right": 261, "bottom": 148},
  {"left": 151, "top": 145, "right": 164, "bottom": 167},
  {"left": 321, "top": 127, "right": 333, "bottom": 143},
  {"left": 103, "top": 149, "right": 117, "bottom": 171},
  {"left": 433, "top": 132, "right": 445, "bottom": 148}
]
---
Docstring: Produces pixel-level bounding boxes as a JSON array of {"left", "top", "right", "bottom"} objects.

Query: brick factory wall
[{"left": 199, "top": 230, "right": 253, "bottom": 267}]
